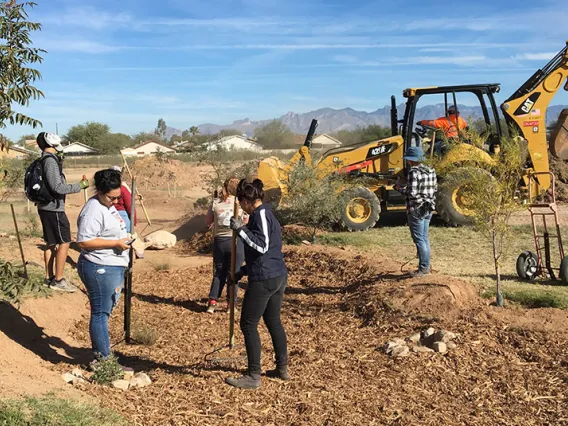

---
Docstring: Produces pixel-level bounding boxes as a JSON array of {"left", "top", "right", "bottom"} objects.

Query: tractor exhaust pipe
[{"left": 304, "top": 119, "right": 318, "bottom": 148}]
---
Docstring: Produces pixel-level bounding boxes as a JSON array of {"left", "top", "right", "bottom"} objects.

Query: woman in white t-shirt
[
  {"left": 205, "top": 177, "right": 246, "bottom": 313},
  {"left": 77, "top": 169, "right": 131, "bottom": 362}
]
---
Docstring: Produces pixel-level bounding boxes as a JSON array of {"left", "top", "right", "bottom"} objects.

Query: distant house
[
  {"left": 205, "top": 135, "right": 263, "bottom": 152},
  {"left": 24, "top": 139, "right": 40, "bottom": 152},
  {"left": 289, "top": 134, "right": 342, "bottom": 150},
  {"left": 121, "top": 141, "right": 176, "bottom": 157},
  {"left": 312, "top": 134, "right": 342, "bottom": 149},
  {"left": 62, "top": 142, "right": 97, "bottom": 156},
  {"left": 0, "top": 144, "right": 35, "bottom": 159}
]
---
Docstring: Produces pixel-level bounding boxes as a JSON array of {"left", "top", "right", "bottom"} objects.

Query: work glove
[
  {"left": 79, "top": 178, "right": 90, "bottom": 190},
  {"left": 230, "top": 216, "right": 243, "bottom": 231}
]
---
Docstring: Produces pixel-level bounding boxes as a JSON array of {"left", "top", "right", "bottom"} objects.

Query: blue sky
[{"left": 3, "top": 0, "right": 568, "bottom": 139}]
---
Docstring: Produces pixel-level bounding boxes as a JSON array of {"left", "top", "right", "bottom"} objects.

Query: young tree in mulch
[
  {"left": 438, "top": 135, "right": 526, "bottom": 307},
  {"left": 276, "top": 161, "right": 347, "bottom": 242}
]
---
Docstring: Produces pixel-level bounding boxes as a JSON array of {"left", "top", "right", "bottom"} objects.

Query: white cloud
[
  {"left": 42, "top": 6, "right": 132, "bottom": 30},
  {"left": 38, "top": 38, "right": 122, "bottom": 53},
  {"left": 513, "top": 52, "right": 556, "bottom": 61}
]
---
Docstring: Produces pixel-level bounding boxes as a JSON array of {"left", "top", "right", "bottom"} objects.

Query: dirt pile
[{"left": 129, "top": 157, "right": 211, "bottom": 191}]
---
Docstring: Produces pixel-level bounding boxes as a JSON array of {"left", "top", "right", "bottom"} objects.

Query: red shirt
[{"left": 115, "top": 184, "right": 137, "bottom": 225}]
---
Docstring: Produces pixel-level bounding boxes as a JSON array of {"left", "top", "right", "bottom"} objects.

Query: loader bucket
[
  {"left": 550, "top": 108, "right": 568, "bottom": 160},
  {"left": 257, "top": 157, "right": 285, "bottom": 207}
]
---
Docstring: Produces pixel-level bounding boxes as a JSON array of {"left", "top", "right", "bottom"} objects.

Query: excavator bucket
[{"left": 550, "top": 109, "right": 568, "bottom": 160}]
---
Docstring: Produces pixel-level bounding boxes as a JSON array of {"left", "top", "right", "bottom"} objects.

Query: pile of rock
[
  {"left": 112, "top": 372, "right": 152, "bottom": 391},
  {"left": 383, "top": 327, "right": 458, "bottom": 357},
  {"left": 62, "top": 368, "right": 152, "bottom": 391}
]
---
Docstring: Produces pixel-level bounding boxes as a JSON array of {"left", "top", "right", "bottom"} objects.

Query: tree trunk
[{"left": 491, "top": 227, "right": 504, "bottom": 307}]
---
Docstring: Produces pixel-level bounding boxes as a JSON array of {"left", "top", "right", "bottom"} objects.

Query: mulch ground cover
[{"left": 72, "top": 246, "right": 568, "bottom": 425}]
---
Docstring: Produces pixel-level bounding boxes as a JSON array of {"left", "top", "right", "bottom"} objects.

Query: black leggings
[
  {"left": 208, "top": 237, "right": 244, "bottom": 301},
  {"left": 240, "top": 274, "right": 288, "bottom": 374}
]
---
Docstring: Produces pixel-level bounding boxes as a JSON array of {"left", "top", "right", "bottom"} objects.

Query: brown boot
[
  {"left": 266, "top": 367, "right": 290, "bottom": 381},
  {"left": 225, "top": 372, "right": 261, "bottom": 389}
]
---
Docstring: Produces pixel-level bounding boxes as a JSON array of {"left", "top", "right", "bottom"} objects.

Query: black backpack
[{"left": 24, "top": 154, "right": 62, "bottom": 204}]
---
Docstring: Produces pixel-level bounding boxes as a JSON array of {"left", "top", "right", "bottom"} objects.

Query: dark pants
[
  {"left": 208, "top": 237, "right": 244, "bottom": 301},
  {"left": 240, "top": 274, "right": 288, "bottom": 374}
]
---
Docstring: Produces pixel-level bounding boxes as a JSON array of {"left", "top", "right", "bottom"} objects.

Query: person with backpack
[
  {"left": 224, "top": 178, "right": 289, "bottom": 390},
  {"left": 26, "top": 132, "right": 89, "bottom": 292}
]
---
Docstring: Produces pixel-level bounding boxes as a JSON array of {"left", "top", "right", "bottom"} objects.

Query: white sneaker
[{"left": 50, "top": 278, "right": 77, "bottom": 293}]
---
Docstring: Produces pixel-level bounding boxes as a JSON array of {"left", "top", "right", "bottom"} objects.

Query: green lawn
[
  {"left": 318, "top": 215, "right": 568, "bottom": 309},
  {"left": 0, "top": 396, "right": 127, "bottom": 426}
]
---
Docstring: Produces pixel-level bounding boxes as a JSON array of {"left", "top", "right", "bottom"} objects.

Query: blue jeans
[
  {"left": 117, "top": 210, "right": 131, "bottom": 232},
  {"left": 407, "top": 211, "right": 433, "bottom": 272},
  {"left": 77, "top": 255, "right": 125, "bottom": 358}
]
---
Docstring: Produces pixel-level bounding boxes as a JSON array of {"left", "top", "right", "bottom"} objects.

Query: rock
[
  {"left": 391, "top": 345, "right": 410, "bottom": 357},
  {"left": 408, "top": 333, "right": 421, "bottom": 344},
  {"left": 422, "top": 327, "right": 436, "bottom": 338},
  {"left": 112, "top": 379, "right": 131, "bottom": 390},
  {"left": 71, "top": 368, "right": 84, "bottom": 378},
  {"left": 62, "top": 372, "right": 75, "bottom": 384},
  {"left": 8, "top": 235, "right": 16, "bottom": 240},
  {"left": 72, "top": 377, "right": 88, "bottom": 385},
  {"left": 384, "top": 339, "right": 406, "bottom": 355},
  {"left": 123, "top": 371, "right": 135, "bottom": 381},
  {"left": 432, "top": 330, "right": 457, "bottom": 343},
  {"left": 447, "top": 341, "right": 457, "bottom": 350},
  {"left": 144, "top": 230, "right": 177, "bottom": 250},
  {"left": 412, "top": 345, "right": 435, "bottom": 353},
  {"left": 0, "top": 232, "right": 8, "bottom": 238},
  {"left": 301, "top": 240, "right": 311, "bottom": 246},
  {"left": 129, "top": 372, "right": 152, "bottom": 388},
  {"left": 433, "top": 341, "right": 447, "bottom": 353},
  {"left": 130, "top": 233, "right": 146, "bottom": 258}
]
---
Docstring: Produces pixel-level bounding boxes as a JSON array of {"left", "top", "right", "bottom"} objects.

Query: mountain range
[{"left": 166, "top": 104, "right": 568, "bottom": 139}]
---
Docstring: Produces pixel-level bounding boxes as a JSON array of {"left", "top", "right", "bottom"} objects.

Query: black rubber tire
[
  {"left": 436, "top": 167, "right": 493, "bottom": 227},
  {"left": 516, "top": 251, "right": 538, "bottom": 282},
  {"left": 560, "top": 256, "right": 568, "bottom": 285},
  {"left": 340, "top": 187, "right": 381, "bottom": 232}
]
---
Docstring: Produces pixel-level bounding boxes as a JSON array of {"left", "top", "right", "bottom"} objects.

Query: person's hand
[
  {"left": 230, "top": 216, "right": 243, "bottom": 230},
  {"left": 229, "top": 269, "right": 245, "bottom": 285},
  {"left": 115, "top": 238, "right": 130, "bottom": 251},
  {"left": 79, "top": 177, "right": 89, "bottom": 190}
]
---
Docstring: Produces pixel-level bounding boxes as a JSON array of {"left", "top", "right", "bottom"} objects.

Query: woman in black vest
[{"left": 226, "top": 179, "right": 289, "bottom": 389}]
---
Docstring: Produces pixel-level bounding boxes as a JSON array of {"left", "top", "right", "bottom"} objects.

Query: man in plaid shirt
[{"left": 394, "top": 146, "right": 437, "bottom": 276}]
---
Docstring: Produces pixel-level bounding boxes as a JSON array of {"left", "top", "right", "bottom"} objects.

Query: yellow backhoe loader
[{"left": 258, "top": 41, "right": 568, "bottom": 231}]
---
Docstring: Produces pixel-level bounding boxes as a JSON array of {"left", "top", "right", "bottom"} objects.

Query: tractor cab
[{"left": 391, "top": 84, "right": 504, "bottom": 159}]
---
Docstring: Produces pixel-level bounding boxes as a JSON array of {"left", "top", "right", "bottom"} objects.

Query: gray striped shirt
[{"left": 37, "top": 153, "right": 81, "bottom": 212}]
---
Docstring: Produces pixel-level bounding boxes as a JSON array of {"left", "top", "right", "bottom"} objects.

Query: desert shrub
[{"left": 91, "top": 355, "right": 124, "bottom": 385}]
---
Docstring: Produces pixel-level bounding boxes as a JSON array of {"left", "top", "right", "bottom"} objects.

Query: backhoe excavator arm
[{"left": 501, "top": 41, "right": 568, "bottom": 191}]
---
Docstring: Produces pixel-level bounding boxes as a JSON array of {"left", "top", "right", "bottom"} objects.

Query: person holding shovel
[
  {"left": 76, "top": 169, "right": 131, "bottom": 364},
  {"left": 205, "top": 177, "right": 246, "bottom": 314},
  {"left": 225, "top": 178, "right": 289, "bottom": 390}
]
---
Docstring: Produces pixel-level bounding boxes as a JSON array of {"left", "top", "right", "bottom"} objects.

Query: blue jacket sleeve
[{"left": 238, "top": 209, "right": 270, "bottom": 254}]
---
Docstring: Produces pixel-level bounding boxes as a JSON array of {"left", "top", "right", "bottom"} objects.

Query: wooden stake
[
  {"left": 120, "top": 152, "right": 152, "bottom": 226},
  {"left": 10, "top": 204, "right": 28, "bottom": 279}
]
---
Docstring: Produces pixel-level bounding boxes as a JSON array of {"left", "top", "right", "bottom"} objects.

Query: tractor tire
[
  {"left": 340, "top": 187, "right": 381, "bottom": 232},
  {"left": 436, "top": 167, "right": 493, "bottom": 227},
  {"left": 516, "top": 251, "right": 538, "bottom": 282}
]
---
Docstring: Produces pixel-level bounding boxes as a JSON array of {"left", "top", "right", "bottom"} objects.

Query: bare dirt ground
[{"left": 1, "top": 158, "right": 568, "bottom": 424}]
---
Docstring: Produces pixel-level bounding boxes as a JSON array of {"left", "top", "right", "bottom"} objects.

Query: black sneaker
[{"left": 266, "top": 367, "right": 290, "bottom": 381}]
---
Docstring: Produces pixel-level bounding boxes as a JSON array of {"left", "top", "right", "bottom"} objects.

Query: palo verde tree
[
  {"left": 0, "top": 1, "right": 45, "bottom": 131},
  {"left": 438, "top": 134, "right": 526, "bottom": 307}
]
